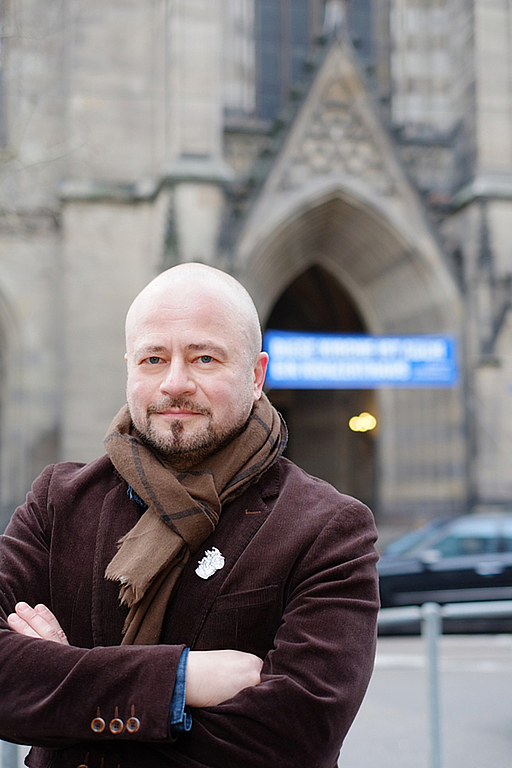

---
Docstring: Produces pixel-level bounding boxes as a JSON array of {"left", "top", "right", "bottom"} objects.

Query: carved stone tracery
[{"left": 279, "top": 83, "right": 395, "bottom": 196}]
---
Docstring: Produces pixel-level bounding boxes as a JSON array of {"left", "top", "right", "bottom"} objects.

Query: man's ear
[{"left": 253, "top": 352, "right": 268, "bottom": 401}]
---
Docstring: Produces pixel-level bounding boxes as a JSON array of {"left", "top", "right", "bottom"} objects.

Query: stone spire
[{"left": 323, "top": 0, "right": 347, "bottom": 35}]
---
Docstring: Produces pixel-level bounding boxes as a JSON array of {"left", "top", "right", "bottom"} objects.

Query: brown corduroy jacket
[{"left": 0, "top": 455, "right": 379, "bottom": 768}]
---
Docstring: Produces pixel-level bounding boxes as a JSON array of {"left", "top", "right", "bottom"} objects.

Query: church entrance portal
[{"left": 265, "top": 265, "right": 376, "bottom": 510}]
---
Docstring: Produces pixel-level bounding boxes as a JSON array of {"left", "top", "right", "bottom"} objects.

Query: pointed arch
[
  {"left": 266, "top": 262, "right": 366, "bottom": 332},
  {"left": 239, "top": 181, "right": 460, "bottom": 335},
  {"left": 240, "top": 190, "right": 466, "bottom": 522}
]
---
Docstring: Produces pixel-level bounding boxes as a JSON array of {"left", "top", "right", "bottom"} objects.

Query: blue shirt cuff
[{"left": 170, "top": 647, "right": 193, "bottom": 734}]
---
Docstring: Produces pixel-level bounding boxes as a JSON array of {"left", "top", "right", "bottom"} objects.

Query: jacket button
[
  {"left": 110, "top": 706, "right": 124, "bottom": 734},
  {"left": 109, "top": 717, "right": 124, "bottom": 735},
  {"left": 91, "top": 716, "right": 105, "bottom": 733},
  {"left": 126, "top": 716, "right": 140, "bottom": 733}
]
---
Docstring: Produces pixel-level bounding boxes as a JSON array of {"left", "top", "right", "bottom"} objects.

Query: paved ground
[{"left": 338, "top": 633, "right": 512, "bottom": 768}]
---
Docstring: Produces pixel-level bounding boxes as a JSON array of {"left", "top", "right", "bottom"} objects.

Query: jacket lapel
[{"left": 91, "top": 481, "right": 138, "bottom": 646}]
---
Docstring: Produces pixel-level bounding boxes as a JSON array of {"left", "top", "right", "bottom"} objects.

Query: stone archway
[
  {"left": 240, "top": 186, "right": 459, "bottom": 336},
  {"left": 238, "top": 189, "right": 466, "bottom": 523}
]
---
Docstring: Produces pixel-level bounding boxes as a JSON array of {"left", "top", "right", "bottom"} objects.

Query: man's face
[{"left": 125, "top": 284, "right": 267, "bottom": 467}]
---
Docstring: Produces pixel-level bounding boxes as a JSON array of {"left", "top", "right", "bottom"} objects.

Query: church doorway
[{"left": 265, "top": 264, "right": 377, "bottom": 510}]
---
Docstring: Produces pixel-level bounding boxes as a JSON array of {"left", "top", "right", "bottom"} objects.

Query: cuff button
[
  {"left": 91, "top": 714, "right": 105, "bottom": 734},
  {"left": 126, "top": 716, "right": 140, "bottom": 733},
  {"left": 109, "top": 706, "right": 124, "bottom": 734},
  {"left": 109, "top": 717, "right": 124, "bottom": 735}
]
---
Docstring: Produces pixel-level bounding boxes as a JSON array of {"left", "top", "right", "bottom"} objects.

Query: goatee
[{"left": 131, "top": 398, "right": 250, "bottom": 470}]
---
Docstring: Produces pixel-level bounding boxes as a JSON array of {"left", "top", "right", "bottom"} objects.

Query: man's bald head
[
  {"left": 125, "top": 263, "right": 262, "bottom": 367},
  {"left": 124, "top": 263, "right": 268, "bottom": 467}
]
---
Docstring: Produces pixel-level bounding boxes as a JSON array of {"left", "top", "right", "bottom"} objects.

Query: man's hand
[
  {"left": 7, "top": 602, "right": 69, "bottom": 645},
  {"left": 185, "top": 649, "right": 263, "bottom": 707}
]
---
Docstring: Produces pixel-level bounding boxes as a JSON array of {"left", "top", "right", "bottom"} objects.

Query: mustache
[{"left": 147, "top": 398, "right": 212, "bottom": 417}]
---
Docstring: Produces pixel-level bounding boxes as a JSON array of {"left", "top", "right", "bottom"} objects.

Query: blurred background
[{"left": 0, "top": 0, "right": 511, "bottom": 542}]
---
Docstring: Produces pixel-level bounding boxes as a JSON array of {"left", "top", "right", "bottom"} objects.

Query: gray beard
[{"left": 133, "top": 409, "right": 250, "bottom": 470}]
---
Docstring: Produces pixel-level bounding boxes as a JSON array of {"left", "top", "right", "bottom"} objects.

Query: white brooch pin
[{"left": 195, "top": 547, "right": 225, "bottom": 580}]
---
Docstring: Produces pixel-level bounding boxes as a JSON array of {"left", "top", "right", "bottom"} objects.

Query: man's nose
[{"left": 159, "top": 358, "right": 196, "bottom": 396}]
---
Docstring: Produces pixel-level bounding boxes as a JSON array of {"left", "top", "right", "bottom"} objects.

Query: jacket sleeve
[
  {"left": 173, "top": 498, "right": 380, "bottom": 768},
  {"left": 0, "top": 466, "right": 184, "bottom": 749}
]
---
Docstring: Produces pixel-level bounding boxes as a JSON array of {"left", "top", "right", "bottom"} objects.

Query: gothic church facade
[{"left": 0, "top": 0, "right": 511, "bottom": 528}]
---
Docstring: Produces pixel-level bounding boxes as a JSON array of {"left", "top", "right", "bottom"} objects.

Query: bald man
[{"left": 0, "top": 264, "right": 379, "bottom": 768}]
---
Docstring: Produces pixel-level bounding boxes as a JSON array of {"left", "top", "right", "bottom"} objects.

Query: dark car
[{"left": 378, "top": 513, "right": 512, "bottom": 608}]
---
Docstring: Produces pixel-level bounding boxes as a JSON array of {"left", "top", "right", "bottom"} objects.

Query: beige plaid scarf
[{"left": 104, "top": 393, "right": 287, "bottom": 645}]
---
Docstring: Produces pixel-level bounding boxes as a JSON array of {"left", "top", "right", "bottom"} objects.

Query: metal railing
[
  {"left": 0, "top": 742, "right": 29, "bottom": 768},
  {"left": 378, "top": 600, "right": 512, "bottom": 768}
]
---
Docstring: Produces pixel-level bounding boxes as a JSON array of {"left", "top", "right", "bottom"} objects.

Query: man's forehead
[
  {"left": 130, "top": 297, "right": 236, "bottom": 332},
  {"left": 126, "top": 300, "right": 242, "bottom": 353},
  {"left": 125, "top": 269, "right": 261, "bottom": 360}
]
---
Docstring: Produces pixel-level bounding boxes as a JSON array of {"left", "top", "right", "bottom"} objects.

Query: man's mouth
[{"left": 148, "top": 401, "right": 211, "bottom": 419}]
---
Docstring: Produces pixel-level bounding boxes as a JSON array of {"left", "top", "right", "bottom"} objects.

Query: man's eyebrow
[
  {"left": 133, "top": 343, "right": 228, "bottom": 359},
  {"left": 134, "top": 345, "right": 168, "bottom": 358},
  {"left": 187, "top": 343, "right": 228, "bottom": 358}
]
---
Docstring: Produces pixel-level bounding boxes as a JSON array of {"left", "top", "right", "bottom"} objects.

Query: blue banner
[{"left": 264, "top": 331, "right": 458, "bottom": 389}]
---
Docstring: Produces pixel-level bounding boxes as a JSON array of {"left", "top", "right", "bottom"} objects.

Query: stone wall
[{"left": 0, "top": 0, "right": 511, "bottom": 526}]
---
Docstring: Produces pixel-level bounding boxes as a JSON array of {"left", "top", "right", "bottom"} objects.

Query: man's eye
[
  {"left": 198, "top": 355, "right": 213, "bottom": 364},
  {"left": 145, "top": 356, "right": 162, "bottom": 364}
]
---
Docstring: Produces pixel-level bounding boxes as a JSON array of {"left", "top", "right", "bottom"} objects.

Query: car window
[
  {"left": 420, "top": 518, "right": 499, "bottom": 558},
  {"left": 432, "top": 533, "right": 496, "bottom": 557}
]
